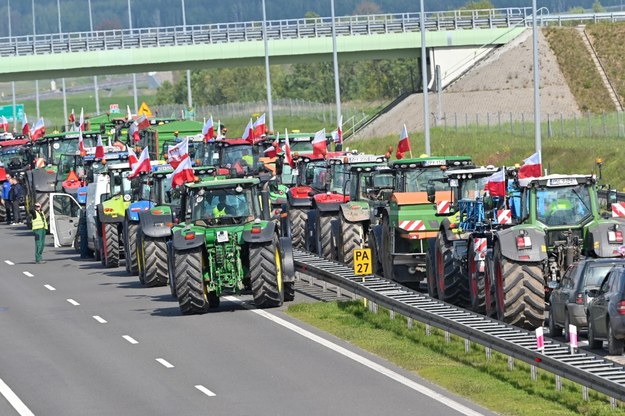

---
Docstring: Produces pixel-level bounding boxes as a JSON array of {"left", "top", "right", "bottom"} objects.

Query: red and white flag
[
  {"left": 312, "top": 128, "right": 327, "bottom": 157},
  {"left": 263, "top": 142, "right": 278, "bottom": 158},
  {"left": 95, "top": 135, "right": 105, "bottom": 159},
  {"left": 284, "top": 129, "right": 294, "bottom": 168},
  {"left": 202, "top": 117, "right": 214, "bottom": 142},
  {"left": 0, "top": 116, "right": 8, "bottom": 132},
  {"left": 334, "top": 115, "right": 343, "bottom": 144},
  {"left": 22, "top": 113, "right": 30, "bottom": 137},
  {"left": 167, "top": 154, "right": 195, "bottom": 188},
  {"left": 69, "top": 108, "right": 75, "bottom": 124},
  {"left": 242, "top": 118, "right": 255, "bottom": 144},
  {"left": 167, "top": 138, "right": 189, "bottom": 169},
  {"left": 396, "top": 124, "right": 411, "bottom": 160},
  {"left": 484, "top": 169, "right": 506, "bottom": 197},
  {"left": 78, "top": 129, "right": 86, "bottom": 157},
  {"left": 128, "top": 122, "right": 140, "bottom": 143},
  {"left": 254, "top": 113, "right": 266, "bottom": 137},
  {"left": 128, "top": 147, "right": 151, "bottom": 179},
  {"left": 136, "top": 114, "right": 150, "bottom": 130},
  {"left": 126, "top": 105, "right": 132, "bottom": 121},
  {"left": 31, "top": 118, "right": 46, "bottom": 140},
  {"left": 79, "top": 108, "right": 85, "bottom": 131},
  {"left": 518, "top": 152, "right": 542, "bottom": 179},
  {"left": 127, "top": 146, "right": 139, "bottom": 167},
  {"left": 216, "top": 119, "right": 223, "bottom": 140}
]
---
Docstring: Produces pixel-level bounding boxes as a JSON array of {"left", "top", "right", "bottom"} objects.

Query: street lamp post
[
  {"left": 8, "top": 0, "right": 16, "bottom": 130},
  {"left": 262, "top": 0, "right": 274, "bottom": 132},
  {"left": 331, "top": 0, "right": 341, "bottom": 141},
  {"left": 532, "top": 0, "right": 542, "bottom": 163},
  {"left": 57, "top": 0, "right": 68, "bottom": 129},
  {"left": 420, "top": 0, "right": 430, "bottom": 155},
  {"left": 128, "top": 0, "right": 138, "bottom": 114},
  {"left": 88, "top": 0, "right": 100, "bottom": 114},
  {"left": 182, "top": 0, "right": 192, "bottom": 111},
  {"left": 32, "top": 0, "right": 40, "bottom": 119}
]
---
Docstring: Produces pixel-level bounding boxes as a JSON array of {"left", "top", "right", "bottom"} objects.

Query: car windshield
[
  {"left": 585, "top": 265, "right": 619, "bottom": 287},
  {"left": 191, "top": 188, "right": 255, "bottom": 221},
  {"left": 536, "top": 184, "right": 592, "bottom": 226},
  {"left": 403, "top": 168, "right": 447, "bottom": 192}
]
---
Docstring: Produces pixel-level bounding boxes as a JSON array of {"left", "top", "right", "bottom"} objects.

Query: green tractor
[
  {"left": 372, "top": 156, "right": 473, "bottom": 289},
  {"left": 485, "top": 174, "right": 625, "bottom": 329},
  {"left": 170, "top": 177, "right": 295, "bottom": 314}
]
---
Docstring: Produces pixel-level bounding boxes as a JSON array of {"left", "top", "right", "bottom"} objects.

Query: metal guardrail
[{"left": 294, "top": 248, "right": 625, "bottom": 402}]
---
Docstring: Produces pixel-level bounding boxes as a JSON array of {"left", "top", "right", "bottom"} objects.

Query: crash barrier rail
[
  {"left": 293, "top": 248, "right": 625, "bottom": 402},
  {"left": 4, "top": 8, "right": 625, "bottom": 58}
]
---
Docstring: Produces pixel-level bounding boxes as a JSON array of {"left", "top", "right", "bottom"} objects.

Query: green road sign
[{"left": 0, "top": 105, "right": 24, "bottom": 122}]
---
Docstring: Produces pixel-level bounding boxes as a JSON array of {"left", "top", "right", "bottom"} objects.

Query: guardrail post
[
  {"left": 556, "top": 375, "right": 562, "bottom": 392},
  {"left": 531, "top": 365, "right": 537, "bottom": 381},
  {"left": 582, "top": 386, "right": 588, "bottom": 401},
  {"left": 445, "top": 330, "right": 450, "bottom": 344},
  {"left": 426, "top": 324, "right": 431, "bottom": 336},
  {"left": 508, "top": 356, "right": 514, "bottom": 370},
  {"left": 464, "top": 339, "right": 470, "bottom": 353},
  {"left": 611, "top": 397, "right": 617, "bottom": 409},
  {"left": 336, "top": 286, "right": 342, "bottom": 298},
  {"left": 322, "top": 280, "right": 327, "bottom": 292},
  {"left": 389, "top": 310, "right": 395, "bottom": 320},
  {"left": 407, "top": 317, "right": 413, "bottom": 329},
  {"left": 485, "top": 347, "right": 491, "bottom": 361}
]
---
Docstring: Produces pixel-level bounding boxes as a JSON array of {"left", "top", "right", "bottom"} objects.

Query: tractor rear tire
[
  {"left": 103, "top": 223, "right": 120, "bottom": 268},
  {"left": 493, "top": 241, "right": 545, "bottom": 329},
  {"left": 316, "top": 212, "right": 334, "bottom": 260},
  {"left": 290, "top": 207, "right": 307, "bottom": 249},
  {"left": 368, "top": 229, "right": 383, "bottom": 275},
  {"left": 380, "top": 215, "right": 397, "bottom": 281},
  {"left": 249, "top": 234, "right": 284, "bottom": 308},
  {"left": 143, "top": 237, "right": 169, "bottom": 287},
  {"left": 338, "top": 217, "right": 363, "bottom": 268},
  {"left": 484, "top": 251, "right": 496, "bottom": 317},
  {"left": 425, "top": 238, "right": 437, "bottom": 298},
  {"left": 468, "top": 239, "right": 486, "bottom": 314},
  {"left": 125, "top": 223, "right": 139, "bottom": 275},
  {"left": 175, "top": 247, "right": 209, "bottom": 315},
  {"left": 284, "top": 282, "right": 295, "bottom": 302},
  {"left": 435, "top": 234, "right": 469, "bottom": 307}
]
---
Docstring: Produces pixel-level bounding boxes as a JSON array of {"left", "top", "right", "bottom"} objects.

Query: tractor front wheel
[
  {"left": 290, "top": 207, "right": 307, "bottom": 249},
  {"left": 103, "top": 223, "right": 120, "bottom": 268},
  {"left": 175, "top": 247, "right": 209, "bottom": 315},
  {"left": 249, "top": 234, "right": 284, "bottom": 308},
  {"left": 435, "top": 233, "right": 468, "bottom": 307},
  {"left": 338, "top": 217, "right": 363, "bottom": 268},
  {"left": 125, "top": 222, "right": 139, "bottom": 275},
  {"left": 315, "top": 211, "right": 335, "bottom": 260},
  {"left": 143, "top": 237, "right": 169, "bottom": 287}
]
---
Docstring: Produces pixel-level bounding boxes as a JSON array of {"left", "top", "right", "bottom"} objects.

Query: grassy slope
[{"left": 585, "top": 22, "right": 625, "bottom": 107}]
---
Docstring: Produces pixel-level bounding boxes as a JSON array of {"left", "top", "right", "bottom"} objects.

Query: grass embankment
[
  {"left": 287, "top": 301, "right": 624, "bottom": 416},
  {"left": 586, "top": 22, "right": 625, "bottom": 107}
]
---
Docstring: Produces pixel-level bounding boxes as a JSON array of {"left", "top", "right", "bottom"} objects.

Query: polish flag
[
  {"left": 242, "top": 118, "right": 255, "bottom": 144},
  {"left": 95, "top": 135, "right": 105, "bottom": 159},
  {"left": 254, "top": 113, "right": 266, "bottom": 137},
  {"left": 167, "top": 137, "right": 189, "bottom": 169},
  {"left": 128, "top": 122, "right": 140, "bottom": 143},
  {"left": 202, "top": 117, "right": 214, "bottom": 142},
  {"left": 136, "top": 114, "right": 150, "bottom": 130},
  {"left": 167, "top": 154, "right": 195, "bottom": 188},
  {"left": 78, "top": 129, "right": 86, "bottom": 157},
  {"left": 284, "top": 129, "right": 294, "bottom": 168},
  {"left": 128, "top": 147, "right": 151, "bottom": 179},
  {"left": 263, "top": 142, "right": 278, "bottom": 158},
  {"left": 127, "top": 146, "right": 139, "bottom": 167},
  {"left": 126, "top": 105, "right": 132, "bottom": 121},
  {"left": 22, "top": 113, "right": 30, "bottom": 137},
  {"left": 216, "top": 119, "right": 223, "bottom": 140},
  {"left": 31, "top": 118, "right": 46, "bottom": 140},
  {"left": 518, "top": 152, "right": 542, "bottom": 179},
  {"left": 484, "top": 169, "right": 506, "bottom": 197},
  {"left": 69, "top": 108, "right": 75, "bottom": 125},
  {"left": 396, "top": 124, "right": 411, "bottom": 160},
  {"left": 334, "top": 115, "right": 343, "bottom": 144},
  {"left": 312, "top": 128, "right": 327, "bottom": 157},
  {"left": 79, "top": 108, "right": 85, "bottom": 131},
  {"left": 0, "top": 116, "right": 8, "bottom": 132}
]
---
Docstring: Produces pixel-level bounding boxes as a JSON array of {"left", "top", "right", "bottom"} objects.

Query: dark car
[
  {"left": 548, "top": 258, "right": 624, "bottom": 338},
  {"left": 587, "top": 265, "right": 625, "bottom": 355}
]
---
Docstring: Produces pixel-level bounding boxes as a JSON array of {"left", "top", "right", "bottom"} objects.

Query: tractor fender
[
  {"left": 172, "top": 228, "right": 205, "bottom": 250},
  {"left": 587, "top": 220, "right": 625, "bottom": 257},
  {"left": 242, "top": 221, "right": 277, "bottom": 244},
  {"left": 97, "top": 204, "right": 124, "bottom": 224},
  {"left": 340, "top": 204, "right": 369, "bottom": 223},
  {"left": 369, "top": 224, "right": 382, "bottom": 252},
  {"left": 288, "top": 195, "right": 312, "bottom": 208},
  {"left": 315, "top": 201, "right": 341, "bottom": 213},
  {"left": 139, "top": 210, "right": 173, "bottom": 239},
  {"left": 279, "top": 236, "right": 295, "bottom": 283},
  {"left": 495, "top": 227, "right": 547, "bottom": 262},
  {"left": 126, "top": 200, "right": 153, "bottom": 222}
]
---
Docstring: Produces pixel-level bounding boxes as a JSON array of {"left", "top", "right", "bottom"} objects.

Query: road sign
[
  {"left": 138, "top": 102, "right": 152, "bottom": 117},
  {"left": 0, "top": 104, "right": 24, "bottom": 122},
  {"left": 353, "top": 248, "right": 372, "bottom": 275},
  {"left": 109, "top": 104, "right": 120, "bottom": 114}
]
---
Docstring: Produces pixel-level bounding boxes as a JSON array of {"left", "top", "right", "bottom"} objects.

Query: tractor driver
[{"left": 233, "top": 149, "right": 254, "bottom": 175}]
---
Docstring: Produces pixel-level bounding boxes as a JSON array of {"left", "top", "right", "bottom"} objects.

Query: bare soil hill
[{"left": 356, "top": 29, "right": 581, "bottom": 141}]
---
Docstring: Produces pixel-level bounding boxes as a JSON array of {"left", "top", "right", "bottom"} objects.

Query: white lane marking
[
  {"left": 5, "top": 260, "right": 14, "bottom": 266},
  {"left": 122, "top": 335, "right": 139, "bottom": 345},
  {"left": 0, "top": 377, "right": 35, "bottom": 416},
  {"left": 44, "top": 284, "right": 56, "bottom": 291},
  {"left": 93, "top": 315, "right": 107, "bottom": 324},
  {"left": 156, "top": 358, "right": 174, "bottom": 368},
  {"left": 195, "top": 385, "right": 216, "bottom": 397},
  {"left": 224, "top": 296, "right": 485, "bottom": 416},
  {"left": 67, "top": 299, "right": 80, "bottom": 306},
  {"left": 22, "top": 272, "right": 33, "bottom": 277}
]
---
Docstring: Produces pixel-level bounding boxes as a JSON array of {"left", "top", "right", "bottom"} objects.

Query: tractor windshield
[
  {"left": 154, "top": 176, "right": 181, "bottom": 205},
  {"left": 190, "top": 187, "right": 257, "bottom": 222},
  {"left": 0, "top": 147, "right": 30, "bottom": 171},
  {"left": 194, "top": 142, "right": 219, "bottom": 166},
  {"left": 403, "top": 168, "right": 447, "bottom": 192},
  {"left": 221, "top": 145, "right": 259, "bottom": 175},
  {"left": 329, "top": 164, "right": 348, "bottom": 194},
  {"left": 354, "top": 171, "right": 394, "bottom": 200},
  {"left": 460, "top": 176, "right": 491, "bottom": 200},
  {"left": 535, "top": 185, "right": 592, "bottom": 226},
  {"left": 109, "top": 170, "right": 133, "bottom": 197},
  {"left": 50, "top": 138, "right": 96, "bottom": 165},
  {"left": 290, "top": 140, "right": 313, "bottom": 154},
  {"left": 302, "top": 160, "right": 326, "bottom": 187}
]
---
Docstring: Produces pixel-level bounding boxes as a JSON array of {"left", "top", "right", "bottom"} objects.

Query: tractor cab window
[
  {"left": 50, "top": 137, "right": 96, "bottom": 165},
  {"left": 461, "top": 176, "right": 491, "bottom": 200},
  {"left": 110, "top": 170, "right": 133, "bottom": 197},
  {"left": 157, "top": 176, "right": 181, "bottom": 205},
  {"left": 222, "top": 146, "right": 258, "bottom": 175},
  {"left": 131, "top": 176, "right": 151, "bottom": 201},
  {"left": 303, "top": 161, "right": 325, "bottom": 187},
  {"left": 191, "top": 187, "right": 256, "bottom": 223},
  {"left": 194, "top": 142, "right": 218, "bottom": 166},
  {"left": 403, "top": 168, "right": 447, "bottom": 192},
  {"left": 536, "top": 185, "right": 592, "bottom": 226},
  {"left": 330, "top": 164, "right": 347, "bottom": 193},
  {"left": 290, "top": 140, "right": 313, "bottom": 154},
  {"left": 360, "top": 172, "right": 394, "bottom": 200}
]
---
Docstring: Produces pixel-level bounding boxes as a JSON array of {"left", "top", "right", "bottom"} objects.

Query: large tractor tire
[
  {"left": 290, "top": 207, "right": 308, "bottom": 249},
  {"left": 125, "top": 222, "right": 139, "bottom": 275},
  {"left": 484, "top": 251, "right": 496, "bottom": 317},
  {"left": 493, "top": 241, "right": 545, "bottom": 329},
  {"left": 143, "top": 237, "right": 169, "bottom": 287},
  {"left": 337, "top": 217, "right": 363, "bottom": 268},
  {"left": 435, "top": 234, "right": 469, "bottom": 307},
  {"left": 315, "top": 211, "right": 335, "bottom": 260},
  {"left": 175, "top": 247, "right": 209, "bottom": 315},
  {"left": 425, "top": 238, "right": 438, "bottom": 298},
  {"left": 368, "top": 229, "right": 383, "bottom": 275},
  {"left": 468, "top": 239, "right": 486, "bottom": 314},
  {"left": 0, "top": 203, "right": 6, "bottom": 222},
  {"left": 103, "top": 223, "right": 120, "bottom": 268},
  {"left": 249, "top": 234, "right": 284, "bottom": 308},
  {"left": 380, "top": 215, "right": 409, "bottom": 282}
]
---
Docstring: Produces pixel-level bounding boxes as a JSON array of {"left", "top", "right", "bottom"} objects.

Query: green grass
[
  {"left": 287, "top": 301, "right": 624, "bottom": 416},
  {"left": 586, "top": 22, "right": 625, "bottom": 107}
]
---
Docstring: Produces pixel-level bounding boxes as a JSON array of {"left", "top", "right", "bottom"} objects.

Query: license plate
[{"left": 216, "top": 231, "right": 229, "bottom": 243}]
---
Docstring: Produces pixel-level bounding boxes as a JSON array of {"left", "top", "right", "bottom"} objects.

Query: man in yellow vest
[
  {"left": 30, "top": 202, "right": 48, "bottom": 264},
  {"left": 212, "top": 195, "right": 227, "bottom": 218}
]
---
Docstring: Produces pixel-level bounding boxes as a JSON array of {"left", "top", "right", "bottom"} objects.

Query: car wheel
[
  {"left": 587, "top": 318, "right": 602, "bottom": 349},
  {"left": 548, "top": 308, "right": 562, "bottom": 337},
  {"left": 608, "top": 323, "right": 625, "bottom": 355}
]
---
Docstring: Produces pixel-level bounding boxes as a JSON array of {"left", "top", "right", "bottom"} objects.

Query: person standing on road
[
  {"left": 2, "top": 174, "right": 12, "bottom": 224},
  {"left": 9, "top": 177, "right": 24, "bottom": 225},
  {"left": 30, "top": 202, "right": 47, "bottom": 264}
]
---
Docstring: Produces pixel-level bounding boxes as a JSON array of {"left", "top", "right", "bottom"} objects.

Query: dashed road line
[
  {"left": 156, "top": 358, "right": 174, "bottom": 368},
  {"left": 0, "top": 377, "right": 35, "bottom": 416},
  {"left": 122, "top": 335, "right": 139, "bottom": 345},
  {"left": 44, "top": 284, "right": 56, "bottom": 291},
  {"left": 67, "top": 299, "right": 80, "bottom": 306},
  {"left": 195, "top": 385, "right": 216, "bottom": 397},
  {"left": 4, "top": 260, "right": 14, "bottom": 266},
  {"left": 22, "top": 272, "right": 33, "bottom": 278},
  {"left": 93, "top": 315, "right": 107, "bottom": 324}
]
